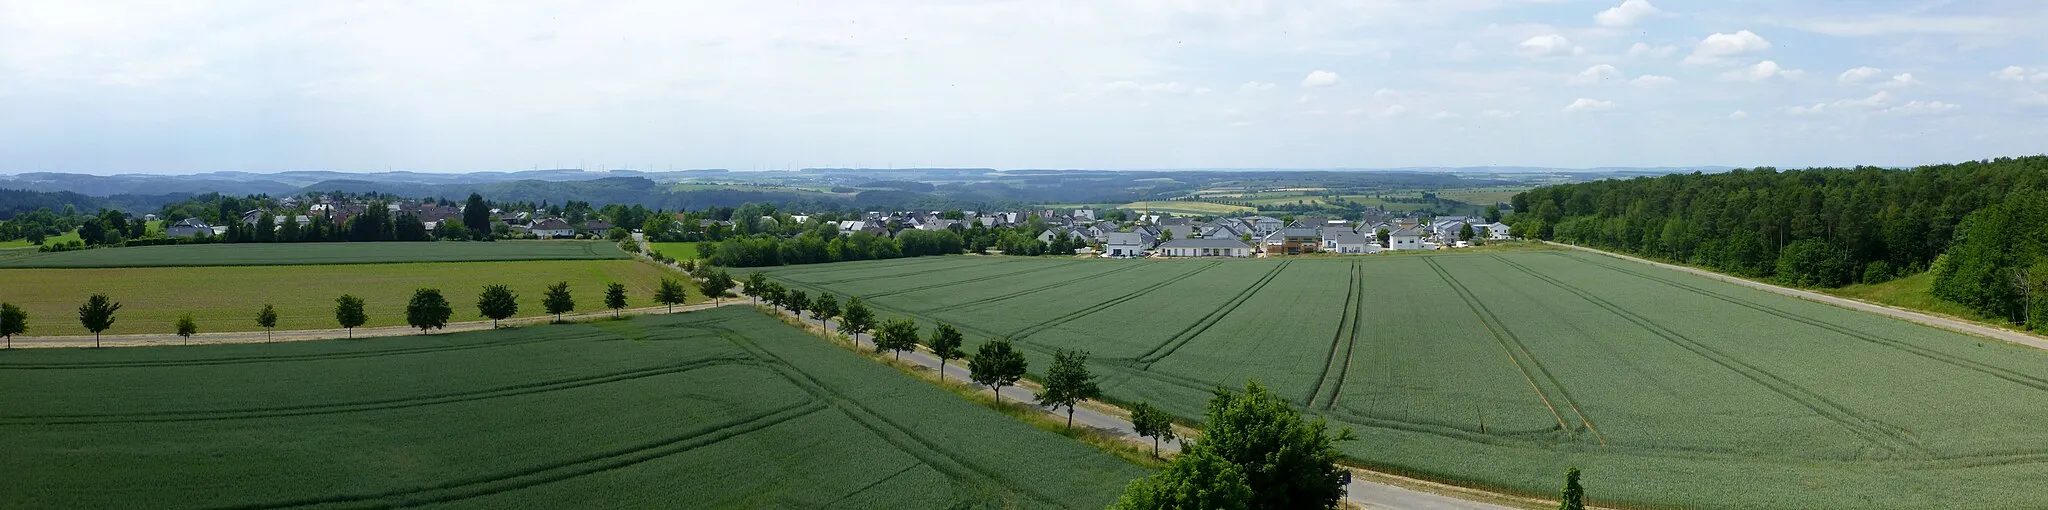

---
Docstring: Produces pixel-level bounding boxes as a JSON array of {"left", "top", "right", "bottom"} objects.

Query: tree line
[{"left": 1508, "top": 156, "right": 2048, "bottom": 331}]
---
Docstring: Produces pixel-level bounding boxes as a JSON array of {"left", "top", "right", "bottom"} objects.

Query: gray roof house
[
  {"left": 1157, "top": 238, "right": 1253, "bottom": 258},
  {"left": 165, "top": 218, "right": 215, "bottom": 238}
]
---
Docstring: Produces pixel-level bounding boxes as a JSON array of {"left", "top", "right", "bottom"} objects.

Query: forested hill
[{"left": 1506, "top": 155, "right": 2048, "bottom": 330}]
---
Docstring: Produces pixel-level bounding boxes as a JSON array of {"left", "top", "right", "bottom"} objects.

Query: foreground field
[
  {"left": 0, "top": 260, "right": 688, "bottom": 336},
  {"left": 758, "top": 252, "right": 2048, "bottom": 508},
  {"left": 0, "top": 307, "right": 1144, "bottom": 508},
  {"left": 0, "top": 240, "right": 625, "bottom": 268}
]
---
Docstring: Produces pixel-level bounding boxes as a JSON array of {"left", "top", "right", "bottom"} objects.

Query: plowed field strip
[
  {"left": 809, "top": 259, "right": 1021, "bottom": 285},
  {"left": 1304, "top": 261, "right": 1361, "bottom": 407},
  {"left": 865, "top": 260, "right": 1090, "bottom": 299},
  {"left": 1423, "top": 257, "right": 1575, "bottom": 436},
  {"left": 1322, "top": 262, "right": 1368, "bottom": 410},
  {"left": 926, "top": 263, "right": 1149, "bottom": 314},
  {"left": 1134, "top": 261, "right": 1290, "bottom": 366},
  {"left": 1008, "top": 262, "right": 1224, "bottom": 341}
]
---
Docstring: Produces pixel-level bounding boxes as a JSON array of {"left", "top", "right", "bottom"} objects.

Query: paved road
[
  {"left": 765, "top": 306, "right": 1517, "bottom": 510},
  {"left": 1551, "top": 242, "right": 2048, "bottom": 351},
  {"left": 5, "top": 301, "right": 741, "bottom": 349}
]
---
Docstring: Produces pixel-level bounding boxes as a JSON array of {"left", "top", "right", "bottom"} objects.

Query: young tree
[
  {"left": 604, "top": 282, "right": 629, "bottom": 317},
  {"left": 926, "top": 322, "right": 965, "bottom": 381},
  {"left": 655, "top": 277, "right": 688, "bottom": 313},
  {"left": 406, "top": 288, "right": 453, "bottom": 333},
  {"left": 175, "top": 313, "right": 198, "bottom": 344},
  {"left": 969, "top": 339, "right": 1028, "bottom": 404},
  {"left": 334, "top": 294, "right": 367, "bottom": 339},
  {"left": 760, "top": 282, "right": 786, "bottom": 309},
  {"left": 809, "top": 294, "right": 840, "bottom": 329},
  {"left": 1036, "top": 348, "right": 1101, "bottom": 430},
  {"left": 783, "top": 289, "right": 810, "bottom": 316},
  {"left": 0, "top": 302, "right": 27, "bottom": 349},
  {"left": 837, "top": 296, "right": 875, "bottom": 340},
  {"left": 1130, "top": 401, "right": 1177, "bottom": 458},
  {"left": 1459, "top": 223, "right": 1475, "bottom": 241},
  {"left": 463, "top": 192, "right": 491, "bottom": 241},
  {"left": 255, "top": 304, "right": 278, "bottom": 342},
  {"left": 744, "top": 272, "right": 769, "bottom": 304},
  {"left": 1112, "top": 448, "right": 1252, "bottom": 510},
  {"left": 77, "top": 293, "right": 121, "bottom": 348},
  {"left": 1139, "top": 380, "right": 1352, "bottom": 508},
  {"left": 1559, "top": 468, "right": 1586, "bottom": 510},
  {"left": 697, "top": 270, "right": 735, "bottom": 305},
  {"left": 543, "top": 281, "right": 575, "bottom": 322},
  {"left": 873, "top": 317, "right": 920, "bottom": 360},
  {"left": 477, "top": 284, "right": 519, "bottom": 327}
]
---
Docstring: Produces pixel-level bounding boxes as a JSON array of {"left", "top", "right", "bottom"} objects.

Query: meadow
[
  {"left": 757, "top": 252, "right": 2048, "bottom": 508},
  {"left": 1114, "top": 200, "right": 1255, "bottom": 216},
  {"left": 645, "top": 241, "right": 701, "bottom": 260},
  {"left": 0, "top": 240, "right": 626, "bottom": 268},
  {"left": 0, "top": 307, "right": 1145, "bottom": 508},
  {"left": 0, "top": 260, "right": 689, "bottom": 335}
]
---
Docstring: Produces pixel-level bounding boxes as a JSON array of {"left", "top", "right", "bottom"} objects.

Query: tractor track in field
[
  {"left": 1307, "top": 261, "right": 1367, "bottom": 410},
  {"left": 0, "top": 357, "right": 758, "bottom": 425},
  {"left": 863, "top": 260, "right": 1091, "bottom": 299},
  {"left": 1552, "top": 251, "right": 2048, "bottom": 396},
  {"left": 1007, "top": 261, "right": 1224, "bottom": 341},
  {"left": 1133, "top": 261, "right": 1290, "bottom": 367},
  {"left": 714, "top": 329, "right": 1067, "bottom": 507},
  {"left": 1425, "top": 257, "right": 1591, "bottom": 442},
  {"left": 212, "top": 400, "right": 827, "bottom": 509},
  {"left": 925, "top": 262, "right": 1150, "bottom": 314},
  {"left": 807, "top": 258, "right": 1022, "bottom": 285},
  {"left": 1492, "top": 255, "right": 1926, "bottom": 455},
  {"left": 0, "top": 318, "right": 735, "bottom": 370}
]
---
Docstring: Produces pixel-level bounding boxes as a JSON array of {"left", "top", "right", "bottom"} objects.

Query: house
[
  {"left": 1321, "top": 229, "right": 1376, "bottom": 254},
  {"left": 530, "top": 218, "right": 575, "bottom": 238},
  {"left": 1276, "top": 227, "right": 1322, "bottom": 255},
  {"left": 142, "top": 213, "right": 158, "bottom": 222},
  {"left": 1479, "top": 222, "right": 1512, "bottom": 240},
  {"left": 165, "top": 218, "right": 215, "bottom": 238},
  {"left": 583, "top": 220, "right": 614, "bottom": 233},
  {"left": 1242, "top": 216, "right": 1284, "bottom": 237},
  {"left": 1202, "top": 221, "right": 1248, "bottom": 241},
  {"left": 1387, "top": 226, "right": 1424, "bottom": 251},
  {"left": 1158, "top": 238, "right": 1253, "bottom": 258},
  {"left": 240, "top": 209, "right": 268, "bottom": 227},
  {"left": 1104, "top": 232, "right": 1150, "bottom": 257},
  {"left": 1159, "top": 224, "right": 1197, "bottom": 241},
  {"left": 1037, "top": 227, "right": 1087, "bottom": 244},
  {"left": 1073, "top": 209, "right": 1096, "bottom": 221}
]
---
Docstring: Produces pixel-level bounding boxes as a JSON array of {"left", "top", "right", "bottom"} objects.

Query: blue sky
[{"left": 2, "top": 0, "right": 2044, "bottom": 175}]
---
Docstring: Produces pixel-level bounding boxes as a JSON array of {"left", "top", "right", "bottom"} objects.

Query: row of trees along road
[
  {"left": 0, "top": 281, "right": 684, "bottom": 348},
  {"left": 1507, "top": 155, "right": 2048, "bottom": 331}
]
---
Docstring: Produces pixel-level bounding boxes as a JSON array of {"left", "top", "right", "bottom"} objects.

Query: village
[{"left": 814, "top": 208, "right": 1513, "bottom": 258}]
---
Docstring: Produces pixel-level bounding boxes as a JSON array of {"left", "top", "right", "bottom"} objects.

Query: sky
[{"left": 2, "top": 0, "right": 2045, "bottom": 175}]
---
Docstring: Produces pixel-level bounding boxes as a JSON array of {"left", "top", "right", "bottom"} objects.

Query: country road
[
  {"left": 1551, "top": 242, "right": 2048, "bottom": 352},
  {"left": 763, "top": 305, "right": 1520, "bottom": 510}
]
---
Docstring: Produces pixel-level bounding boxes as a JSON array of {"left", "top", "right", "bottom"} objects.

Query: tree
[
  {"left": 604, "top": 282, "right": 629, "bottom": 317},
  {"left": 256, "top": 304, "right": 278, "bottom": 342},
  {"left": 760, "top": 282, "right": 786, "bottom": 309},
  {"left": 1484, "top": 205, "right": 1503, "bottom": 223},
  {"left": 0, "top": 302, "right": 26, "bottom": 349},
  {"left": 1181, "top": 380, "right": 1353, "bottom": 508},
  {"left": 543, "top": 281, "right": 575, "bottom": 322},
  {"left": 406, "top": 288, "right": 453, "bottom": 333},
  {"left": 1459, "top": 222, "right": 1475, "bottom": 241},
  {"left": 655, "top": 277, "right": 689, "bottom": 312},
  {"left": 837, "top": 296, "right": 875, "bottom": 340},
  {"left": 334, "top": 294, "right": 367, "bottom": 338},
  {"left": 463, "top": 193, "right": 491, "bottom": 241},
  {"left": 477, "top": 284, "right": 518, "bottom": 327},
  {"left": 809, "top": 293, "right": 840, "bottom": 329},
  {"left": 744, "top": 272, "right": 769, "bottom": 304},
  {"left": 926, "top": 323, "right": 965, "bottom": 381},
  {"left": 1558, "top": 468, "right": 1585, "bottom": 510},
  {"left": 255, "top": 213, "right": 276, "bottom": 242},
  {"left": 1376, "top": 228, "right": 1391, "bottom": 248},
  {"left": 1036, "top": 348, "right": 1101, "bottom": 430},
  {"left": 1130, "top": 401, "right": 1176, "bottom": 458},
  {"left": 969, "top": 339, "right": 1028, "bottom": 404},
  {"left": 783, "top": 289, "right": 810, "bottom": 316},
  {"left": 698, "top": 270, "right": 735, "bottom": 305},
  {"left": 1111, "top": 448, "right": 1253, "bottom": 510},
  {"left": 873, "top": 317, "right": 920, "bottom": 360},
  {"left": 175, "top": 313, "right": 197, "bottom": 344},
  {"left": 79, "top": 218, "right": 106, "bottom": 246},
  {"left": 77, "top": 293, "right": 121, "bottom": 348}
]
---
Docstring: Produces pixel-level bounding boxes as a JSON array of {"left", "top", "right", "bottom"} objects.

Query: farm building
[{"left": 1157, "top": 238, "right": 1253, "bottom": 258}]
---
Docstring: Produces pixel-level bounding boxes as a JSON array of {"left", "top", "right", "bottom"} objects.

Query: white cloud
[
  {"left": 1596, "top": 0, "right": 1667, "bottom": 28},
  {"left": 1103, "top": 81, "right": 1192, "bottom": 95},
  {"left": 1627, "top": 42, "right": 1677, "bottom": 59},
  {"left": 1721, "top": 61, "right": 1802, "bottom": 82},
  {"left": 1995, "top": 66, "right": 2048, "bottom": 83},
  {"left": 1783, "top": 104, "right": 1827, "bottom": 116},
  {"left": 1837, "top": 66, "right": 1883, "bottom": 85},
  {"left": 1630, "top": 75, "right": 1676, "bottom": 87},
  {"left": 1834, "top": 90, "right": 1892, "bottom": 109},
  {"left": 1449, "top": 42, "right": 1483, "bottom": 62},
  {"left": 1301, "top": 70, "right": 1342, "bottom": 88},
  {"left": 1479, "top": 109, "right": 1520, "bottom": 119},
  {"left": 1518, "top": 34, "right": 1578, "bottom": 58},
  {"left": 1685, "top": 30, "right": 1772, "bottom": 65},
  {"left": 1785, "top": 91, "right": 1896, "bottom": 116},
  {"left": 1879, "top": 73, "right": 1921, "bottom": 88},
  {"left": 1564, "top": 98, "right": 1617, "bottom": 113},
  {"left": 1239, "top": 81, "right": 1277, "bottom": 93},
  {"left": 1379, "top": 105, "right": 1410, "bottom": 118},
  {"left": 1728, "top": 110, "right": 1749, "bottom": 120},
  {"left": 1570, "top": 64, "right": 1622, "bottom": 85},
  {"left": 1884, "top": 100, "right": 1960, "bottom": 116}
]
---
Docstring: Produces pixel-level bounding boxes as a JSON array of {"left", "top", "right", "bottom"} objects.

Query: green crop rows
[
  {"left": 757, "top": 252, "right": 2048, "bottom": 508},
  {"left": 0, "top": 240, "right": 626, "bottom": 268},
  {"left": 0, "top": 307, "right": 1143, "bottom": 508}
]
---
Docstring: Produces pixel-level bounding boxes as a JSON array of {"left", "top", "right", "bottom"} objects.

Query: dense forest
[{"left": 1507, "top": 155, "right": 2048, "bottom": 331}]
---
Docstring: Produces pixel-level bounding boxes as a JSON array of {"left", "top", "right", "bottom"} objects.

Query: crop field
[
  {"left": 0, "top": 240, "right": 626, "bottom": 268},
  {"left": 0, "top": 260, "right": 691, "bottom": 335},
  {"left": 0, "top": 307, "right": 1144, "bottom": 508},
  {"left": 1115, "top": 200, "right": 1255, "bottom": 215},
  {"left": 645, "top": 241, "right": 701, "bottom": 260},
  {"left": 757, "top": 252, "right": 2048, "bottom": 508}
]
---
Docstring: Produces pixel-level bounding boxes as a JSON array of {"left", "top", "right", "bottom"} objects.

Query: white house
[
  {"left": 1387, "top": 226, "right": 1424, "bottom": 251},
  {"left": 1321, "top": 229, "right": 1376, "bottom": 254},
  {"left": 1104, "top": 232, "right": 1149, "bottom": 257},
  {"left": 1480, "top": 222, "right": 1512, "bottom": 240},
  {"left": 1242, "top": 216, "right": 1284, "bottom": 237},
  {"left": 1157, "top": 238, "right": 1253, "bottom": 258},
  {"left": 530, "top": 218, "right": 575, "bottom": 238}
]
